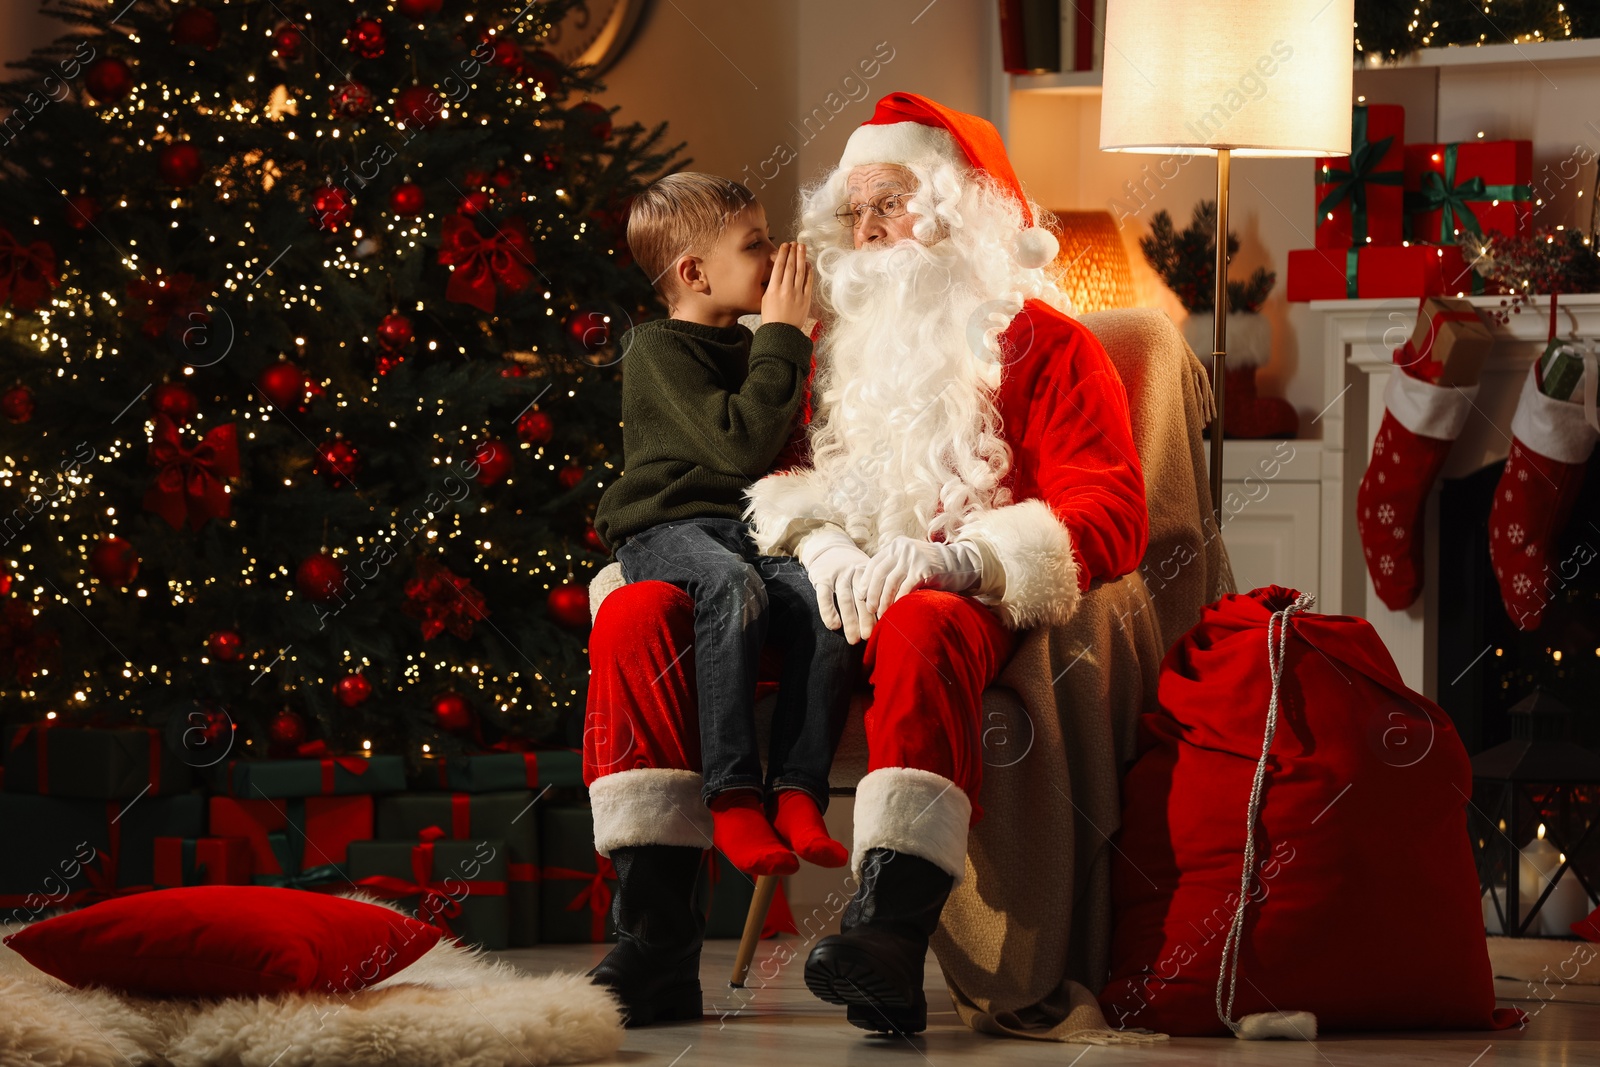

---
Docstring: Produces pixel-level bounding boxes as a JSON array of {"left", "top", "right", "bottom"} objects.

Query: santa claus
[{"left": 584, "top": 93, "right": 1148, "bottom": 1034}]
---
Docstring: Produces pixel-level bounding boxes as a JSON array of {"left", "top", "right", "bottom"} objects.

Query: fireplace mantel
[{"left": 1309, "top": 293, "right": 1600, "bottom": 699}]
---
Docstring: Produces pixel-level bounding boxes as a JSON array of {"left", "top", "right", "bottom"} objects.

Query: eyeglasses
[{"left": 834, "top": 192, "right": 909, "bottom": 229}]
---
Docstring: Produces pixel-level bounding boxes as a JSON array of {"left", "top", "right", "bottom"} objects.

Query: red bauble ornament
[
  {"left": 558, "top": 463, "right": 585, "bottom": 491},
  {"left": 491, "top": 165, "right": 516, "bottom": 190},
  {"left": 315, "top": 438, "right": 361, "bottom": 487},
  {"left": 500, "top": 365, "right": 525, "bottom": 378},
  {"left": 0, "top": 560, "right": 13, "bottom": 596},
  {"left": 331, "top": 81, "right": 375, "bottom": 117},
  {"left": 150, "top": 382, "right": 197, "bottom": 425},
  {"left": 522, "top": 50, "right": 562, "bottom": 92},
  {"left": 273, "top": 23, "right": 303, "bottom": 60},
  {"left": 257, "top": 361, "right": 305, "bottom": 408},
  {"left": 90, "top": 536, "right": 140, "bottom": 586},
  {"left": 335, "top": 673, "right": 373, "bottom": 708},
  {"left": 1, "top": 385, "right": 34, "bottom": 423},
  {"left": 375, "top": 351, "right": 406, "bottom": 376},
  {"left": 268, "top": 708, "right": 307, "bottom": 747},
  {"left": 432, "top": 691, "right": 472, "bottom": 732},
  {"left": 157, "top": 143, "right": 203, "bottom": 188},
  {"left": 296, "top": 552, "right": 347, "bottom": 601},
  {"left": 488, "top": 37, "right": 522, "bottom": 70},
  {"left": 310, "top": 185, "right": 353, "bottom": 231},
  {"left": 573, "top": 101, "right": 613, "bottom": 142},
  {"left": 547, "top": 582, "right": 590, "bottom": 628},
  {"left": 564, "top": 307, "right": 614, "bottom": 354},
  {"left": 536, "top": 148, "right": 562, "bottom": 173},
  {"left": 389, "top": 181, "right": 425, "bottom": 216},
  {"left": 64, "top": 193, "right": 100, "bottom": 231},
  {"left": 516, "top": 410, "right": 553, "bottom": 446},
  {"left": 456, "top": 190, "right": 491, "bottom": 216},
  {"left": 473, "top": 438, "right": 514, "bottom": 486},
  {"left": 395, "top": 85, "right": 443, "bottom": 129},
  {"left": 207, "top": 629, "right": 243, "bottom": 661},
  {"left": 377, "top": 313, "right": 414, "bottom": 348},
  {"left": 84, "top": 57, "right": 134, "bottom": 104},
  {"left": 396, "top": 0, "right": 444, "bottom": 17},
  {"left": 583, "top": 523, "right": 607, "bottom": 554},
  {"left": 171, "top": 5, "right": 221, "bottom": 49},
  {"left": 348, "top": 17, "right": 386, "bottom": 58}
]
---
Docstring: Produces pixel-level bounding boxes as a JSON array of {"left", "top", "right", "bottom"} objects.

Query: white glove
[
  {"left": 861, "top": 536, "right": 985, "bottom": 619},
  {"left": 797, "top": 525, "right": 875, "bottom": 645}
]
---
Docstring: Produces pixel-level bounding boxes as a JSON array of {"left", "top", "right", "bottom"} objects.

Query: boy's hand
[{"left": 761, "top": 242, "right": 813, "bottom": 329}]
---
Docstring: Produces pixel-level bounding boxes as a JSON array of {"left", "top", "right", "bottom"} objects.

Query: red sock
[
  {"left": 709, "top": 792, "right": 798, "bottom": 876},
  {"left": 772, "top": 789, "right": 847, "bottom": 868}
]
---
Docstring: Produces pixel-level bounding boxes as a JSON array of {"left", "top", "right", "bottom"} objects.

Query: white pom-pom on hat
[{"left": 1013, "top": 226, "right": 1059, "bottom": 270}]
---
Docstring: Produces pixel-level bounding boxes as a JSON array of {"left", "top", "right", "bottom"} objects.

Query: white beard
[{"left": 806, "top": 236, "right": 1015, "bottom": 554}]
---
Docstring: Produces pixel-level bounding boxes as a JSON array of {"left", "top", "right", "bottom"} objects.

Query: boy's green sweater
[{"left": 593, "top": 317, "right": 812, "bottom": 551}]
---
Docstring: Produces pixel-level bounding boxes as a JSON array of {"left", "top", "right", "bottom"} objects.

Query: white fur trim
[
  {"left": 851, "top": 767, "right": 971, "bottom": 885},
  {"left": 588, "top": 560, "right": 626, "bottom": 624},
  {"left": 588, "top": 768, "right": 714, "bottom": 856},
  {"left": 1510, "top": 362, "right": 1600, "bottom": 465},
  {"left": 840, "top": 121, "right": 961, "bottom": 172},
  {"left": 1013, "top": 226, "right": 1058, "bottom": 269},
  {"left": 744, "top": 468, "right": 842, "bottom": 556},
  {"left": 1384, "top": 369, "right": 1478, "bottom": 441},
  {"left": 952, "top": 498, "right": 1081, "bottom": 629},
  {"left": 1236, "top": 1010, "right": 1318, "bottom": 1041},
  {"left": 1181, "top": 311, "right": 1272, "bottom": 369}
]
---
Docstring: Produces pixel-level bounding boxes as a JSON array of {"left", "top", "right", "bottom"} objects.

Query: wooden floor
[{"left": 495, "top": 938, "right": 1600, "bottom": 1065}]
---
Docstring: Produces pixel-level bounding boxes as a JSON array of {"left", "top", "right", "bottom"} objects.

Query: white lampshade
[{"left": 1100, "top": 0, "right": 1354, "bottom": 157}]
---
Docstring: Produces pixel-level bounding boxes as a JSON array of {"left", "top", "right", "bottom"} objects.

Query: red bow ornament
[
  {"left": 0, "top": 228, "right": 58, "bottom": 312},
  {"left": 143, "top": 414, "right": 241, "bottom": 531},
  {"left": 437, "top": 215, "right": 535, "bottom": 314},
  {"left": 401, "top": 555, "right": 489, "bottom": 640},
  {"left": 127, "top": 272, "right": 207, "bottom": 340}
]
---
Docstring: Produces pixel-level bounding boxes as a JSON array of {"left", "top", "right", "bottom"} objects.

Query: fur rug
[{"left": 0, "top": 893, "right": 624, "bottom": 1067}]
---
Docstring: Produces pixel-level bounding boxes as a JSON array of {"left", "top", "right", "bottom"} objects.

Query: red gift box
[
  {"left": 152, "top": 836, "right": 254, "bottom": 887},
  {"left": 1404, "top": 140, "right": 1533, "bottom": 243},
  {"left": 1315, "top": 104, "right": 1406, "bottom": 248},
  {"left": 1286, "top": 244, "right": 1471, "bottom": 302},
  {"left": 208, "top": 795, "right": 371, "bottom": 885}
]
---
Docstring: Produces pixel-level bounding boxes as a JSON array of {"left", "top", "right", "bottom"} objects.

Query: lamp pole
[{"left": 1209, "top": 148, "right": 1231, "bottom": 534}]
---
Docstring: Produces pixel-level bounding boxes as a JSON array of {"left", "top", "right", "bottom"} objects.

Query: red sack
[{"left": 1099, "top": 586, "right": 1523, "bottom": 1036}]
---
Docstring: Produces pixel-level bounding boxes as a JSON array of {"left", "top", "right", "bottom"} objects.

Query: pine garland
[{"left": 1139, "top": 201, "right": 1275, "bottom": 314}]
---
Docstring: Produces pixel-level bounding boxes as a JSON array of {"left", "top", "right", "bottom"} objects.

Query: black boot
[
  {"left": 587, "top": 845, "right": 705, "bottom": 1027},
  {"left": 804, "top": 848, "right": 954, "bottom": 1035}
]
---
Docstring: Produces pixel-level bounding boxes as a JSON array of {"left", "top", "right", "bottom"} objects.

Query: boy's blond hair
[{"left": 628, "top": 172, "right": 758, "bottom": 304}]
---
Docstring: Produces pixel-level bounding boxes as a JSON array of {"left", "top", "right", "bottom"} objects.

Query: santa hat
[{"left": 840, "top": 91, "right": 1059, "bottom": 269}]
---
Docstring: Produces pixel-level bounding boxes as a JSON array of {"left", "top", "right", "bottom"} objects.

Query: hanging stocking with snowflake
[
  {"left": 1356, "top": 298, "right": 1492, "bottom": 611},
  {"left": 1489, "top": 345, "right": 1600, "bottom": 631}
]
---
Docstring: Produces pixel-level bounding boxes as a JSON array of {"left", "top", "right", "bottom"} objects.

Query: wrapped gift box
[
  {"left": 409, "top": 750, "right": 583, "bottom": 793},
  {"left": 377, "top": 791, "right": 539, "bottom": 946},
  {"left": 1393, "top": 296, "right": 1493, "bottom": 387},
  {"left": 208, "top": 751, "right": 405, "bottom": 798},
  {"left": 1315, "top": 104, "right": 1406, "bottom": 248},
  {"left": 5, "top": 723, "right": 192, "bottom": 798},
  {"left": 1404, "top": 140, "right": 1533, "bottom": 243},
  {"left": 1286, "top": 244, "right": 1471, "bottom": 302},
  {"left": 348, "top": 831, "right": 510, "bottom": 950},
  {"left": 0, "top": 793, "right": 205, "bottom": 919},
  {"left": 152, "top": 835, "right": 253, "bottom": 887},
  {"left": 207, "top": 794, "right": 371, "bottom": 889},
  {"left": 539, "top": 804, "right": 617, "bottom": 943}
]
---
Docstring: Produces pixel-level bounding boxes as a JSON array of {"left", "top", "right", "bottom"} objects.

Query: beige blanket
[{"left": 930, "top": 308, "right": 1235, "bottom": 1042}]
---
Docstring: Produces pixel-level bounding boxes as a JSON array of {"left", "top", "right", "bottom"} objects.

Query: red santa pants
[{"left": 584, "top": 581, "right": 1015, "bottom": 850}]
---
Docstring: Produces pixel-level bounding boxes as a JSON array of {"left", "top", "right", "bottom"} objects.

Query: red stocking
[
  {"left": 1490, "top": 360, "right": 1600, "bottom": 631},
  {"left": 1357, "top": 368, "right": 1478, "bottom": 610}
]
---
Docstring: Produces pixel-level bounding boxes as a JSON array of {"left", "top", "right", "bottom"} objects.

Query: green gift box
[
  {"left": 347, "top": 832, "right": 510, "bottom": 950},
  {"left": 409, "top": 750, "right": 583, "bottom": 793},
  {"left": 538, "top": 804, "right": 617, "bottom": 943},
  {"left": 376, "top": 791, "right": 540, "bottom": 946},
  {"left": 5, "top": 723, "right": 193, "bottom": 799},
  {"left": 209, "top": 752, "right": 406, "bottom": 798}
]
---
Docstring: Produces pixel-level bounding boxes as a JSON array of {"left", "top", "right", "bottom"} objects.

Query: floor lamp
[{"left": 1099, "top": 0, "right": 1354, "bottom": 531}]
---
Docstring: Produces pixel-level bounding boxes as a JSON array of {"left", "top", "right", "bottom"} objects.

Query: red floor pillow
[{"left": 1098, "top": 585, "right": 1523, "bottom": 1037}]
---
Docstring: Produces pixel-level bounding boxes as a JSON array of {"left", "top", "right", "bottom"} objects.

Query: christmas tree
[{"left": 0, "top": 0, "right": 682, "bottom": 764}]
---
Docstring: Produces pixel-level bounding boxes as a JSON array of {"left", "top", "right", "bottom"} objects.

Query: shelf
[{"left": 1010, "top": 36, "right": 1600, "bottom": 96}]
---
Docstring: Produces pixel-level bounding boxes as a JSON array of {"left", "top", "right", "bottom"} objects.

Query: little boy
[{"left": 593, "top": 173, "right": 858, "bottom": 877}]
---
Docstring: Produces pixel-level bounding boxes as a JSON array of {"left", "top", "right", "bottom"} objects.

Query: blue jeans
[{"left": 615, "top": 517, "right": 861, "bottom": 807}]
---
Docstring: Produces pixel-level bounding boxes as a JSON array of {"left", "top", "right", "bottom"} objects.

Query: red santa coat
[{"left": 746, "top": 297, "right": 1149, "bottom": 628}]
